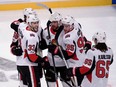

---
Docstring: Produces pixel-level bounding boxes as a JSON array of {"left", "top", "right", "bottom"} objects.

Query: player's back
[
  {"left": 92, "top": 47, "right": 113, "bottom": 87},
  {"left": 82, "top": 47, "right": 113, "bottom": 87}
]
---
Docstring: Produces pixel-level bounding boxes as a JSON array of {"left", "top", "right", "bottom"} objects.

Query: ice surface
[{"left": 0, "top": 5, "right": 116, "bottom": 87}]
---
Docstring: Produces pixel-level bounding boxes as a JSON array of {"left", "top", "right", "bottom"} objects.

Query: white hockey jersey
[
  {"left": 10, "top": 21, "right": 43, "bottom": 66},
  {"left": 11, "top": 22, "right": 28, "bottom": 66},
  {"left": 81, "top": 47, "right": 113, "bottom": 87},
  {"left": 11, "top": 22, "right": 26, "bottom": 43},
  {"left": 16, "top": 24, "right": 41, "bottom": 66},
  {"left": 62, "top": 22, "right": 85, "bottom": 67},
  {"left": 42, "top": 27, "right": 66, "bottom": 67}
]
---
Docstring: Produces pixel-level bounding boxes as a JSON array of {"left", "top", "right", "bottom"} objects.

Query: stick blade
[{"left": 36, "top": 3, "right": 52, "bottom": 14}]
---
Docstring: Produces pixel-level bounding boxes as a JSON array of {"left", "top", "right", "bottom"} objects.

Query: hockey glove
[
  {"left": 41, "top": 56, "right": 50, "bottom": 70},
  {"left": 67, "top": 68, "right": 75, "bottom": 77},
  {"left": 67, "top": 67, "right": 82, "bottom": 76},
  {"left": 48, "top": 44, "right": 57, "bottom": 54},
  {"left": 10, "top": 41, "right": 18, "bottom": 48},
  {"left": 11, "top": 46, "right": 23, "bottom": 56},
  {"left": 68, "top": 67, "right": 84, "bottom": 86},
  {"left": 48, "top": 44, "right": 70, "bottom": 60},
  {"left": 10, "top": 19, "right": 23, "bottom": 32},
  {"left": 84, "top": 41, "right": 92, "bottom": 53},
  {"left": 39, "top": 38, "right": 48, "bottom": 50},
  {"left": 18, "top": 19, "right": 23, "bottom": 23}
]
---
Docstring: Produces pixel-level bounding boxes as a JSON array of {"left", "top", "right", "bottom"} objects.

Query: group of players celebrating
[{"left": 10, "top": 8, "right": 113, "bottom": 87}]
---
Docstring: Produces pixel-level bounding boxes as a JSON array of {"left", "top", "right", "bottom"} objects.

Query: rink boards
[{"left": 0, "top": 0, "right": 114, "bottom": 11}]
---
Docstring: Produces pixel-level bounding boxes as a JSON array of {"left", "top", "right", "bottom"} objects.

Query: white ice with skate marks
[{"left": 0, "top": 5, "right": 116, "bottom": 87}]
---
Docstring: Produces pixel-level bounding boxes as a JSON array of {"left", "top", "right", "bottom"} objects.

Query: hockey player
[
  {"left": 10, "top": 8, "right": 37, "bottom": 32},
  {"left": 51, "top": 15, "right": 92, "bottom": 87},
  {"left": 61, "top": 15, "right": 87, "bottom": 87},
  {"left": 47, "top": 15, "right": 92, "bottom": 87},
  {"left": 10, "top": 8, "right": 37, "bottom": 61},
  {"left": 40, "top": 12, "right": 72, "bottom": 87},
  {"left": 10, "top": 8, "right": 42, "bottom": 87},
  {"left": 16, "top": 14, "right": 43, "bottom": 87},
  {"left": 10, "top": 8, "right": 37, "bottom": 87},
  {"left": 68, "top": 31, "right": 113, "bottom": 87}
]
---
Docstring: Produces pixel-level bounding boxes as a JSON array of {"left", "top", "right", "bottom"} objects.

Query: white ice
[{"left": 0, "top": 5, "right": 116, "bottom": 87}]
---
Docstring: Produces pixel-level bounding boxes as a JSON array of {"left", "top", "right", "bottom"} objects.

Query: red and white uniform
[
  {"left": 11, "top": 21, "right": 42, "bottom": 66},
  {"left": 62, "top": 22, "right": 85, "bottom": 67},
  {"left": 11, "top": 21, "right": 43, "bottom": 87},
  {"left": 43, "top": 27, "right": 66, "bottom": 67},
  {"left": 17, "top": 24, "right": 43, "bottom": 87},
  {"left": 81, "top": 47, "right": 113, "bottom": 87},
  {"left": 18, "top": 22, "right": 43, "bottom": 56},
  {"left": 11, "top": 22, "right": 27, "bottom": 45},
  {"left": 17, "top": 25, "right": 41, "bottom": 66},
  {"left": 10, "top": 21, "right": 27, "bottom": 65}
]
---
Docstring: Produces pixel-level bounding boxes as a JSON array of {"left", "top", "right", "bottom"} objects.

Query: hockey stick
[
  {"left": 56, "top": 41, "right": 77, "bottom": 87},
  {"left": 37, "top": 3, "right": 52, "bottom": 14},
  {"left": 36, "top": 3, "right": 52, "bottom": 41},
  {"left": 49, "top": 69, "right": 72, "bottom": 87},
  {"left": 43, "top": 69, "right": 49, "bottom": 87},
  {"left": 55, "top": 26, "right": 77, "bottom": 87},
  {"left": 36, "top": 3, "right": 76, "bottom": 87},
  {"left": 46, "top": 22, "right": 59, "bottom": 87},
  {"left": 36, "top": 3, "right": 59, "bottom": 87}
]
